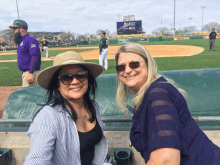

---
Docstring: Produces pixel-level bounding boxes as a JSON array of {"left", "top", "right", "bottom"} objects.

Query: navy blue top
[
  {"left": 17, "top": 34, "right": 41, "bottom": 72},
  {"left": 130, "top": 76, "right": 220, "bottom": 165}
]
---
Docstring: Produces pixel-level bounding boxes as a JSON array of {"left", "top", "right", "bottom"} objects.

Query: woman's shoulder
[
  {"left": 40, "top": 105, "right": 62, "bottom": 114},
  {"left": 33, "top": 105, "right": 63, "bottom": 123},
  {"left": 148, "top": 77, "right": 176, "bottom": 94}
]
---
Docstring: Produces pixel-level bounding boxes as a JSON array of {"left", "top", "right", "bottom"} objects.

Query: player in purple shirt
[{"left": 9, "top": 19, "right": 41, "bottom": 87}]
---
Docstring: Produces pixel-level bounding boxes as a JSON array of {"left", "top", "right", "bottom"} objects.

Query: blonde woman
[{"left": 115, "top": 43, "right": 220, "bottom": 165}]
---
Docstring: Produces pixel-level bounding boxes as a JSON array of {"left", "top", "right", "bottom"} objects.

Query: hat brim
[
  {"left": 9, "top": 25, "right": 27, "bottom": 30},
  {"left": 9, "top": 25, "right": 19, "bottom": 29},
  {"left": 37, "top": 62, "right": 103, "bottom": 89}
]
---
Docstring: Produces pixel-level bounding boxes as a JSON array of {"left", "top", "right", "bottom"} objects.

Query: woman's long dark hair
[{"left": 32, "top": 65, "right": 98, "bottom": 123}]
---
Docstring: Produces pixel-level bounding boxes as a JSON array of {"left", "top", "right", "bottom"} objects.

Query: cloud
[
  {"left": 163, "top": 15, "right": 173, "bottom": 19},
  {"left": 0, "top": 0, "right": 219, "bottom": 35}
]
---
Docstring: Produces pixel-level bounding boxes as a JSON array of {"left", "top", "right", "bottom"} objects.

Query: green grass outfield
[
  {"left": 0, "top": 38, "right": 219, "bottom": 86},
  {"left": 0, "top": 48, "right": 96, "bottom": 61}
]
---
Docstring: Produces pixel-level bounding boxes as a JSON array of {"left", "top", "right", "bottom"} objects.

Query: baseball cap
[
  {"left": 212, "top": 28, "right": 215, "bottom": 30},
  {"left": 9, "top": 19, "right": 28, "bottom": 30},
  {"left": 100, "top": 31, "right": 106, "bottom": 35}
]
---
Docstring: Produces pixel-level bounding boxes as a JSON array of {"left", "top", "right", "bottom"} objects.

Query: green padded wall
[
  {"left": 128, "top": 38, "right": 139, "bottom": 43},
  {"left": 109, "top": 40, "right": 118, "bottom": 44},
  {"left": 90, "top": 40, "right": 99, "bottom": 45},
  {"left": 148, "top": 37, "right": 162, "bottom": 42},
  {"left": 162, "top": 38, "right": 174, "bottom": 41},
  {"left": 190, "top": 36, "right": 204, "bottom": 40},
  {"left": 90, "top": 39, "right": 119, "bottom": 45},
  {"left": 2, "top": 69, "right": 220, "bottom": 128}
]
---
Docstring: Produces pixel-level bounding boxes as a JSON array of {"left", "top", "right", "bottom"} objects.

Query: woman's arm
[
  {"left": 145, "top": 148, "right": 180, "bottom": 165},
  {"left": 24, "top": 108, "right": 57, "bottom": 165}
]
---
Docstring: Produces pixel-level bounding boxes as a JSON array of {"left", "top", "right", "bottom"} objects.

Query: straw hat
[{"left": 37, "top": 51, "right": 103, "bottom": 89}]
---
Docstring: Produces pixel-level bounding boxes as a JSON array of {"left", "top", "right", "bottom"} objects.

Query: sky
[{"left": 0, "top": 0, "right": 219, "bottom": 35}]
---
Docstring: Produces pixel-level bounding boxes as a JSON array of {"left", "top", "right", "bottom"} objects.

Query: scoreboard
[{"left": 117, "top": 20, "right": 142, "bottom": 35}]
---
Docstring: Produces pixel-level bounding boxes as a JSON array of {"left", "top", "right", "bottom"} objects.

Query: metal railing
[
  {"left": 0, "top": 116, "right": 220, "bottom": 131},
  {"left": 1, "top": 116, "right": 220, "bottom": 123}
]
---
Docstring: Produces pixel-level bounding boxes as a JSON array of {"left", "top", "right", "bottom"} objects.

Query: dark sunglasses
[
  {"left": 12, "top": 27, "right": 19, "bottom": 31},
  {"left": 115, "top": 61, "right": 144, "bottom": 72},
  {"left": 58, "top": 70, "right": 88, "bottom": 85}
]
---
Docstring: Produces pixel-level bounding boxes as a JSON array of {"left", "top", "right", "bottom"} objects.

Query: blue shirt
[
  {"left": 17, "top": 34, "right": 41, "bottom": 71},
  {"left": 23, "top": 102, "right": 109, "bottom": 165},
  {"left": 130, "top": 76, "right": 220, "bottom": 165}
]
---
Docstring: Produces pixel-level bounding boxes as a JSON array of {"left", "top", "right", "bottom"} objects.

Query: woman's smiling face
[
  {"left": 117, "top": 52, "right": 148, "bottom": 94},
  {"left": 58, "top": 65, "right": 88, "bottom": 102}
]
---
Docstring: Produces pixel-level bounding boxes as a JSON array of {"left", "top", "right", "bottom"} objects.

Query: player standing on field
[
  {"left": 99, "top": 31, "right": 108, "bottom": 70},
  {"left": 9, "top": 19, "right": 41, "bottom": 87},
  {"left": 1, "top": 40, "right": 6, "bottom": 52},
  {"left": 209, "top": 28, "right": 217, "bottom": 51},
  {"left": 42, "top": 37, "right": 50, "bottom": 59}
]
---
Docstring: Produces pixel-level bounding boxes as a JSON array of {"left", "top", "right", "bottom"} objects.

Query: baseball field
[
  {"left": 1, "top": 38, "right": 220, "bottom": 86},
  {"left": 0, "top": 38, "right": 219, "bottom": 110}
]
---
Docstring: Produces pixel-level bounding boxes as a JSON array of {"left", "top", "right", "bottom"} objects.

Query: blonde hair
[{"left": 115, "top": 43, "right": 187, "bottom": 112}]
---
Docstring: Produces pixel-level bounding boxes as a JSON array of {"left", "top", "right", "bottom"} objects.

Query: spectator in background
[
  {"left": 41, "top": 37, "right": 50, "bottom": 59},
  {"left": 9, "top": 19, "right": 41, "bottom": 87},
  {"left": 209, "top": 28, "right": 217, "bottom": 51}
]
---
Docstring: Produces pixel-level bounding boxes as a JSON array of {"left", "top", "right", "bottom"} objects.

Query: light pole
[
  {"left": 16, "top": 0, "right": 20, "bottom": 19},
  {"left": 174, "top": 0, "right": 176, "bottom": 37},
  {"left": 201, "top": 6, "right": 206, "bottom": 32},
  {"left": 88, "top": 21, "right": 90, "bottom": 44},
  {"left": 189, "top": 18, "right": 192, "bottom": 34}
]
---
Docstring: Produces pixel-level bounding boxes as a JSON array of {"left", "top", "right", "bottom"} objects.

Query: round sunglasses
[
  {"left": 58, "top": 70, "right": 88, "bottom": 85},
  {"left": 115, "top": 61, "right": 144, "bottom": 72}
]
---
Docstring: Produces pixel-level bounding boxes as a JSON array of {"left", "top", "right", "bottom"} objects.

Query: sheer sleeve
[{"left": 141, "top": 84, "right": 188, "bottom": 161}]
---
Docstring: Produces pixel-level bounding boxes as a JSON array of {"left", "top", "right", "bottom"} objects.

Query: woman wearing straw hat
[
  {"left": 24, "top": 51, "right": 112, "bottom": 165},
  {"left": 114, "top": 43, "right": 220, "bottom": 165}
]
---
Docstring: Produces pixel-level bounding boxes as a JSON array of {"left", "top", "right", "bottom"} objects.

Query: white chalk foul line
[{"left": 0, "top": 67, "right": 9, "bottom": 70}]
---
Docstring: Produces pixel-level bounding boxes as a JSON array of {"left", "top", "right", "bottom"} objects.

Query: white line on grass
[{"left": 0, "top": 67, "right": 9, "bottom": 70}]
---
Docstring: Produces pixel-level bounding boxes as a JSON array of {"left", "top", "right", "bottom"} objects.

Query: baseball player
[
  {"left": 42, "top": 37, "right": 49, "bottom": 59},
  {"left": 209, "top": 28, "right": 217, "bottom": 51},
  {"left": 9, "top": 19, "right": 41, "bottom": 87},
  {"left": 99, "top": 31, "right": 108, "bottom": 70},
  {"left": 1, "top": 40, "right": 6, "bottom": 52}
]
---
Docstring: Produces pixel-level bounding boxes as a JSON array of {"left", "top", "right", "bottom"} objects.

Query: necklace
[
  {"left": 82, "top": 115, "right": 87, "bottom": 119},
  {"left": 77, "top": 107, "right": 87, "bottom": 120}
]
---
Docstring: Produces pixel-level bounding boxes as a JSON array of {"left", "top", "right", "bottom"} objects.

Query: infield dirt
[{"left": 0, "top": 45, "right": 204, "bottom": 62}]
